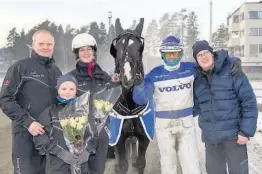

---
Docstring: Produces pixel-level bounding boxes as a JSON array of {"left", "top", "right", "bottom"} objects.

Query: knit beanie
[
  {"left": 192, "top": 40, "right": 213, "bottom": 59},
  {"left": 56, "top": 75, "right": 78, "bottom": 89}
]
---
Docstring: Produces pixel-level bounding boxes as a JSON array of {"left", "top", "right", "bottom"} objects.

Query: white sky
[{"left": 0, "top": 0, "right": 256, "bottom": 47}]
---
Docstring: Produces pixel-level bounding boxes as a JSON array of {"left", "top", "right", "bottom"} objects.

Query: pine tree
[
  {"left": 144, "top": 19, "right": 161, "bottom": 72},
  {"left": 6, "top": 28, "right": 19, "bottom": 48},
  {"left": 88, "top": 22, "right": 102, "bottom": 46},
  {"left": 212, "top": 23, "right": 229, "bottom": 50},
  {"left": 158, "top": 13, "right": 172, "bottom": 39},
  {"left": 129, "top": 20, "right": 137, "bottom": 30},
  {"left": 99, "top": 22, "right": 107, "bottom": 47},
  {"left": 64, "top": 25, "right": 77, "bottom": 71},
  {"left": 55, "top": 25, "right": 66, "bottom": 71},
  {"left": 6, "top": 27, "right": 19, "bottom": 60},
  {"left": 184, "top": 11, "right": 200, "bottom": 61}
]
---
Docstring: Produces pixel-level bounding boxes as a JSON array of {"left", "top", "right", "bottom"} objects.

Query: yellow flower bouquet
[
  {"left": 60, "top": 116, "right": 88, "bottom": 143},
  {"left": 93, "top": 99, "right": 114, "bottom": 119},
  {"left": 58, "top": 92, "right": 91, "bottom": 157},
  {"left": 91, "top": 84, "right": 121, "bottom": 134}
]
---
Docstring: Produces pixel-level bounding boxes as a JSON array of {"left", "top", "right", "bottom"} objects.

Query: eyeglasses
[{"left": 196, "top": 50, "right": 211, "bottom": 59}]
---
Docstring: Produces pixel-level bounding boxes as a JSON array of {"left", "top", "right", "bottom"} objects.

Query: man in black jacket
[{"left": 0, "top": 30, "right": 62, "bottom": 174}]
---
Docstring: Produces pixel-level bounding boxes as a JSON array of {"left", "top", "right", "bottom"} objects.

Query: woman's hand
[{"left": 111, "top": 73, "right": 120, "bottom": 82}]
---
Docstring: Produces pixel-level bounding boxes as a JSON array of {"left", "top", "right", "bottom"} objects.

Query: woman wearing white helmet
[
  {"left": 67, "top": 33, "right": 119, "bottom": 174},
  {"left": 71, "top": 33, "right": 98, "bottom": 61}
]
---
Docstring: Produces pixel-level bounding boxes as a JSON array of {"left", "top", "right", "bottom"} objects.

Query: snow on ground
[
  {"left": 250, "top": 81, "right": 262, "bottom": 104},
  {"left": 257, "top": 112, "right": 262, "bottom": 132},
  {"left": 245, "top": 112, "right": 262, "bottom": 174}
]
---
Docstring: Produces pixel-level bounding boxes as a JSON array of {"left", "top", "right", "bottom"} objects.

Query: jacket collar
[{"left": 31, "top": 51, "right": 55, "bottom": 67}]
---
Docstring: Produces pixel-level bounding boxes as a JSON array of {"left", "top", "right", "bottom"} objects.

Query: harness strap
[{"left": 109, "top": 101, "right": 151, "bottom": 119}]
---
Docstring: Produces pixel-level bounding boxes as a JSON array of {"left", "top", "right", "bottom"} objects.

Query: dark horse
[{"left": 109, "top": 18, "right": 150, "bottom": 174}]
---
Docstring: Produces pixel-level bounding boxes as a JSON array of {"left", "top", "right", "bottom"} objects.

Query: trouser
[
  {"left": 107, "top": 146, "right": 115, "bottom": 158},
  {"left": 205, "top": 140, "right": 248, "bottom": 174},
  {"left": 88, "top": 127, "right": 109, "bottom": 174},
  {"left": 12, "top": 130, "right": 46, "bottom": 174},
  {"left": 155, "top": 115, "right": 201, "bottom": 174}
]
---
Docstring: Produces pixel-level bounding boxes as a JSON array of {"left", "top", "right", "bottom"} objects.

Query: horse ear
[
  {"left": 115, "top": 18, "right": 124, "bottom": 36},
  {"left": 134, "top": 18, "right": 144, "bottom": 36}
]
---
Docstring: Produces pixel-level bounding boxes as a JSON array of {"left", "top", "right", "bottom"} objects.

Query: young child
[{"left": 33, "top": 75, "right": 90, "bottom": 174}]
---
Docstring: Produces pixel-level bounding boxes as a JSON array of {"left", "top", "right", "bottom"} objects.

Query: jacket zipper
[{"left": 201, "top": 74, "right": 216, "bottom": 140}]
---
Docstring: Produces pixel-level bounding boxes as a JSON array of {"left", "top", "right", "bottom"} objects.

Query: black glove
[
  {"left": 76, "top": 150, "right": 90, "bottom": 165},
  {"left": 134, "top": 74, "right": 144, "bottom": 86},
  {"left": 56, "top": 149, "right": 78, "bottom": 165},
  {"left": 230, "top": 59, "right": 242, "bottom": 76},
  {"left": 86, "top": 137, "right": 99, "bottom": 154}
]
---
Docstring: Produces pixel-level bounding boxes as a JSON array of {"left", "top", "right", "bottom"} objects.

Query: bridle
[{"left": 110, "top": 30, "right": 145, "bottom": 89}]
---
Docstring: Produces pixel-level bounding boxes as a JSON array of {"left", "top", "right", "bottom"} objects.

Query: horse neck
[{"left": 121, "top": 87, "right": 136, "bottom": 110}]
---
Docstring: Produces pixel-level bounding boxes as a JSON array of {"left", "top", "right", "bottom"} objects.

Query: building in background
[{"left": 227, "top": 1, "right": 262, "bottom": 78}]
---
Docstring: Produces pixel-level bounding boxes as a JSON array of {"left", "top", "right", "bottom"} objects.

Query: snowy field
[{"left": 251, "top": 81, "right": 262, "bottom": 104}]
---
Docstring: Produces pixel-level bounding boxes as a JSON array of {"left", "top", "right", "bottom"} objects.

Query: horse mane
[
  {"left": 124, "top": 29, "right": 134, "bottom": 34},
  {"left": 117, "top": 29, "right": 139, "bottom": 39}
]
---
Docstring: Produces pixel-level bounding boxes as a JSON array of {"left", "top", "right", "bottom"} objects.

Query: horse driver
[{"left": 132, "top": 35, "right": 242, "bottom": 174}]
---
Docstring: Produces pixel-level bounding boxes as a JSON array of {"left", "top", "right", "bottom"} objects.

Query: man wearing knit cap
[
  {"left": 132, "top": 35, "right": 243, "bottom": 174},
  {"left": 192, "top": 40, "right": 258, "bottom": 174}
]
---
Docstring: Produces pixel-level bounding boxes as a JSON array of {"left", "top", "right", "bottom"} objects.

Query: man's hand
[
  {"left": 28, "top": 121, "right": 45, "bottom": 136},
  {"left": 134, "top": 74, "right": 144, "bottom": 86},
  {"left": 111, "top": 73, "right": 120, "bottom": 82},
  {"left": 237, "top": 134, "right": 249, "bottom": 145},
  {"left": 86, "top": 137, "right": 99, "bottom": 154}
]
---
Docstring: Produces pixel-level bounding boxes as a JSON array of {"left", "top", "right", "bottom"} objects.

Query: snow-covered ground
[
  {"left": 0, "top": 77, "right": 3, "bottom": 86},
  {"left": 250, "top": 81, "right": 262, "bottom": 104},
  {"left": 246, "top": 112, "right": 262, "bottom": 174},
  {"left": 257, "top": 111, "right": 262, "bottom": 130}
]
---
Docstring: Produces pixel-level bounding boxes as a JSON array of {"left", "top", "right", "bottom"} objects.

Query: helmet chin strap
[{"left": 163, "top": 61, "right": 181, "bottom": 71}]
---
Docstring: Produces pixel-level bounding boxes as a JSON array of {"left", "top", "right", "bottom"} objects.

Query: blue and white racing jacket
[{"left": 133, "top": 62, "right": 197, "bottom": 119}]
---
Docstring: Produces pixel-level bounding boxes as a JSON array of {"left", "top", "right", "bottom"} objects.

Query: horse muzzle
[{"left": 119, "top": 61, "right": 135, "bottom": 89}]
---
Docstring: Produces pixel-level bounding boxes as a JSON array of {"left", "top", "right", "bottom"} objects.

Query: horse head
[{"left": 110, "top": 18, "right": 145, "bottom": 90}]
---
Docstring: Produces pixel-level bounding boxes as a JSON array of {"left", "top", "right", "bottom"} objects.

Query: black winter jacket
[
  {"left": 0, "top": 51, "right": 62, "bottom": 133},
  {"left": 67, "top": 61, "right": 119, "bottom": 137}
]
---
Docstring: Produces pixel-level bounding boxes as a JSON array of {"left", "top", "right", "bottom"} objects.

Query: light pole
[
  {"left": 209, "top": 0, "right": 213, "bottom": 44},
  {"left": 179, "top": 9, "right": 188, "bottom": 45},
  {"left": 108, "top": 11, "right": 112, "bottom": 32},
  {"left": 26, "top": 45, "right": 32, "bottom": 57}
]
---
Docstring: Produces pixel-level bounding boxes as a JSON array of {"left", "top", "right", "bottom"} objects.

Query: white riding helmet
[{"left": 71, "top": 33, "right": 97, "bottom": 52}]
